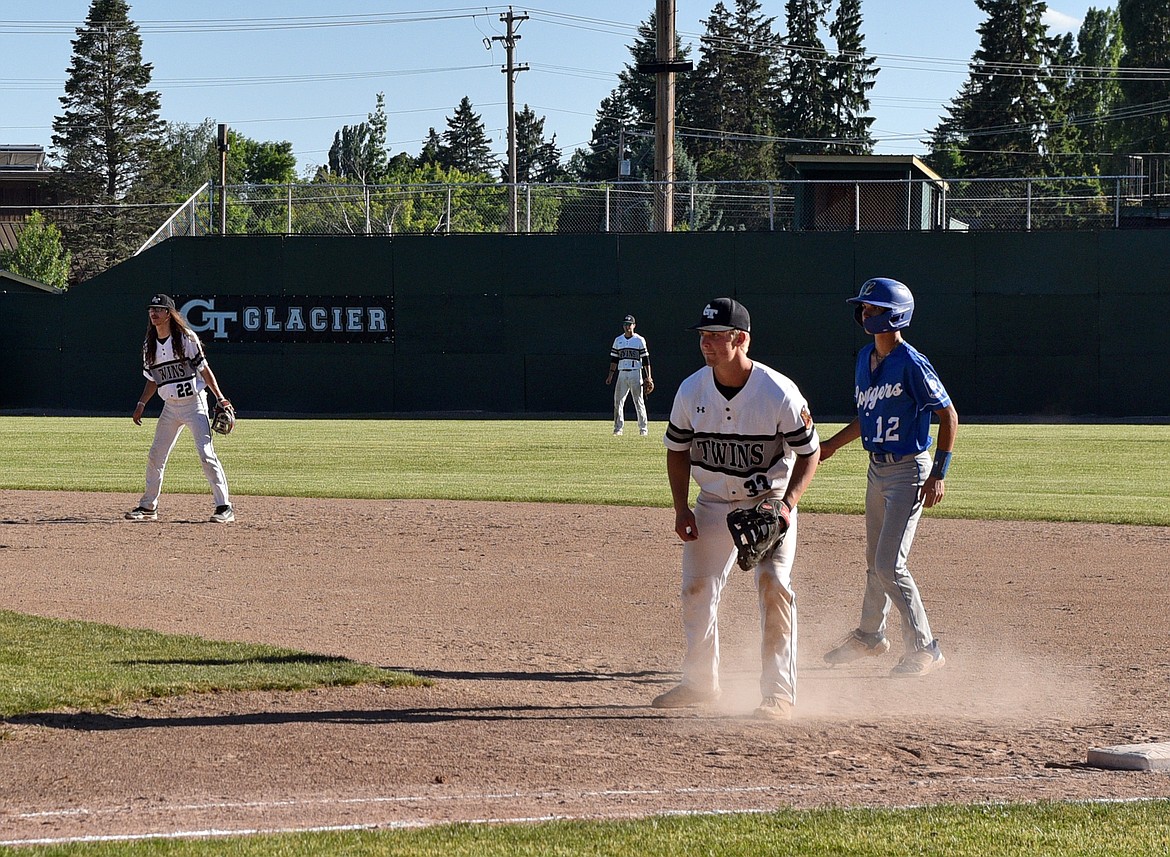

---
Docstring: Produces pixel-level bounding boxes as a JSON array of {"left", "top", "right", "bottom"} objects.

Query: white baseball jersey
[
  {"left": 610, "top": 333, "right": 649, "bottom": 371},
  {"left": 143, "top": 331, "right": 208, "bottom": 403},
  {"left": 664, "top": 362, "right": 819, "bottom": 502}
]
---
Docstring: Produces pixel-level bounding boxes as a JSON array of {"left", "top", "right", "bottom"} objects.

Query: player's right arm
[
  {"left": 133, "top": 381, "right": 158, "bottom": 425},
  {"left": 667, "top": 448, "right": 697, "bottom": 541},
  {"left": 819, "top": 419, "right": 861, "bottom": 462}
]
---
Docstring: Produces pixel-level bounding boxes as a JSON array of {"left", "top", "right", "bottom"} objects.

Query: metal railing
[{"left": 123, "top": 175, "right": 1170, "bottom": 250}]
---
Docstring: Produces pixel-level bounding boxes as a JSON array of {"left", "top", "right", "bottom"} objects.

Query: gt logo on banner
[{"left": 180, "top": 296, "right": 394, "bottom": 344}]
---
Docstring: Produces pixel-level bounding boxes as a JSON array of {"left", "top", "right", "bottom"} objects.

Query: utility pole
[
  {"left": 217, "top": 123, "right": 229, "bottom": 235},
  {"left": 637, "top": 0, "right": 692, "bottom": 233},
  {"left": 492, "top": 7, "right": 529, "bottom": 233}
]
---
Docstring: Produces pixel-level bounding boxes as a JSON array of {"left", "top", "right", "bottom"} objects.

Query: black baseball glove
[
  {"left": 210, "top": 398, "right": 236, "bottom": 435},
  {"left": 727, "top": 497, "right": 790, "bottom": 571}
]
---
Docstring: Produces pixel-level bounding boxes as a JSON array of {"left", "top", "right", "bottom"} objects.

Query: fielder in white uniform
[
  {"left": 126, "top": 293, "right": 235, "bottom": 524},
  {"left": 605, "top": 314, "right": 653, "bottom": 435},
  {"left": 655, "top": 298, "right": 820, "bottom": 721}
]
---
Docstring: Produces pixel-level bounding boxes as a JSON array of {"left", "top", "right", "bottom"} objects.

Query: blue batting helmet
[{"left": 847, "top": 277, "right": 914, "bottom": 333}]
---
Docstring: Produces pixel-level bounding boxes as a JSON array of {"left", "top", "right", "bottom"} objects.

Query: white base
[{"left": 1086, "top": 741, "right": 1170, "bottom": 771}]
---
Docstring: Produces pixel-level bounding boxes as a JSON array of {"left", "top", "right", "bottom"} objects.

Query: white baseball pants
[
  {"left": 138, "top": 393, "right": 230, "bottom": 511},
  {"left": 678, "top": 493, "right": 799, "bottom": 703},
  {"left": 613, "top": 368, "right": 647, "bottom": 433}
]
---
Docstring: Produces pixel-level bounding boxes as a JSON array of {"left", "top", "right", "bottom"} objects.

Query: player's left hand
[{"left": 920, "top": 475, "right": 945, "bottom": 508}]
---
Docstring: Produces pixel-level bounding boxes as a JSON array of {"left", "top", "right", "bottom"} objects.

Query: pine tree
[
  {"left": 683, "top": 0, "right": 784, "bottom": 180},
  {"left": 438, "top": 97, "right": 495, "bottom": 177},
  {"left": 1117, "top": 0, "right": 1170, "bottom": 152},
  {"left": 511, "top": 106, "right": 564, "bottom": 182},
  {"left": 418, "top": 128, "right": 443, "bottom": 167},
  {"left": 929, "top": 0, "right": 1058, "bottom": 178},
  {"left": 570, "top": 88, "right": 640, "bottom": 182},
  {"left": 50, "top": 0, "right": 163, "bottom": 280},
  {"left": 826, "top": 0, "right": 878, "bottom": 153},
  {"left": 570, "top": 11, "right": 692, "bottom": 182},
  {"left": 776, "top": 0, "right": 835, "bottom": 158}
]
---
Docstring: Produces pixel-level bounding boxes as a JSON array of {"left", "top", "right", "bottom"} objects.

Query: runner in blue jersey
[{"left": 819, "top": 278, "right": 958, "bottom": 677}]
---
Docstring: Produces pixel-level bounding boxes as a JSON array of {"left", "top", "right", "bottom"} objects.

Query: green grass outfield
[
  {"left": 2, "top": 417, "right": 1168, "bottom": 855},
  {"left": 1, "top": 417, "right": 1168, "bottom": 525}
]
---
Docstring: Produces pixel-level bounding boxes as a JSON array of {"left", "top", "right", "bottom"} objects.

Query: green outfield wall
[{"left": 2, "top": 230, "right": 1167, "bottom": 418}]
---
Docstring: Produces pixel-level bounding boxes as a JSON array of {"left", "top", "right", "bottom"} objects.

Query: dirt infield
[{"left": 1, "top": 490, "right": 1169, "bottom": 844}]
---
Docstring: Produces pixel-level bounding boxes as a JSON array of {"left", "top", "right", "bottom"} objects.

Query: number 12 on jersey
[{"left": 871, "top": 416, "right": 900, "bottom": 444}]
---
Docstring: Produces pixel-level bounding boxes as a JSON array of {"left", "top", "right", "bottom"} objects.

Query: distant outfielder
[
  {"left": 605, "top": 314, "right": 653, "bottom": 436},
  {"left": 655, "top": 298, "right": 820, "bottom": 721},
  {"left": 126, "top": 294, "right": 235, "bottom": 524},
  {"left": 820, "top": 278, "right": 958, "bottom": 677}
]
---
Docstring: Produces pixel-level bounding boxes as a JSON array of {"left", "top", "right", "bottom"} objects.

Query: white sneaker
[
  {"left": 125, "top": 506, "right": 157, "bottom": 521},
  {"left": 752, "top": 696, "right": 793, "bottom": 721},
  {"left": 650, "top": 683, "right": 719, "bottom": 709},
  {"left": 209, "top": 505, "right": 235, "bottom": 523},
  {"left": 890, "top": 645, "right": 945, "bottom": 677},
  {"left": 824, "top": 629, "right": 891, "bottom": 665}
]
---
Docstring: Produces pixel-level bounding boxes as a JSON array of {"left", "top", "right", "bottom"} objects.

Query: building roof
[
  {"left": 786, "top": 154, "right": 945, "bottom": 184},
  {"left": 0, "top": 145, "right": 48, "bottom": 170},
  {"left": 0, "top": 266, "right": 62, "bottom": 294}
]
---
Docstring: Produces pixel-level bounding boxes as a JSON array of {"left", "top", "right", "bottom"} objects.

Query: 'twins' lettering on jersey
[
  {"left": 665, "top": 363, "right": 819, "bottom": 502},
  {"left": 144, "top": 332, "right": 208, "bottom": 403}
]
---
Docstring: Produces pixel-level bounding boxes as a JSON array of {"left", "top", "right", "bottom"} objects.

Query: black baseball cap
[
  {"left": 623, "top": 314, "right": 636, "bottom": 325},
  {"left": 690, "top": 297, "right": 750, "bottom": 332},
  {"left": 148, "top": 294, "right": 176, "bottom": 310}
]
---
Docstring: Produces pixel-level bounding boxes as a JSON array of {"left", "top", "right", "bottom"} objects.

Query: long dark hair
[{"left": 143, "top": 309, "right": 201, "bottom": 367}]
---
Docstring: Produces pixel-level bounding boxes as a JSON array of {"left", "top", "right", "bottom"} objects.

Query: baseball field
[{"left": 1, "top": 417, "right": 1168, "bottom": 854}]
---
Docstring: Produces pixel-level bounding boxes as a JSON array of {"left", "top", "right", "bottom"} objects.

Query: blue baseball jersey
[{"left": 854, "top": 341, "right": 950, "bottom": 456}]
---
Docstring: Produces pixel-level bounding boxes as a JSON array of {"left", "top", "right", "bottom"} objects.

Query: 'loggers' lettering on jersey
[{"left": 856, "top": 382, "right": 904, "bottom": 411}]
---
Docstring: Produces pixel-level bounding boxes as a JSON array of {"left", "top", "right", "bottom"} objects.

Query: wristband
[
  {"left": 931, "top": 451, "right": 952, "bottom": 480},
  {"left": 136, "top": 401, "right": 146, "bottom": 408}
]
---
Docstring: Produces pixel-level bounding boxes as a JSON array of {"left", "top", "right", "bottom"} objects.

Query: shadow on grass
[
  {"left": 119, "top": 654, "right": 356, "bottom": 667},
  {"left": 8, "top": 701, "right": 668, "bottom": 731}
]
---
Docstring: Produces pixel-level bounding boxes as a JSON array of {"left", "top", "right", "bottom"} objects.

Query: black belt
[
  {"left": 620, "top": 367, "right": 641, "bottom": 371},
  {"left": 869, "top": 452, "right": 903, "bottom": 463}
]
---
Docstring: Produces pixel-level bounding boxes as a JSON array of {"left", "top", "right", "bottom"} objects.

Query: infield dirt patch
[{"left": 1, "top": 490, "right": 1168, "bottom": 843}]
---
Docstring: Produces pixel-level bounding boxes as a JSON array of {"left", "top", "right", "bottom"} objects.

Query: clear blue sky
[{"left": 1, "top": 1, "right": 1102, "bottom": 178}]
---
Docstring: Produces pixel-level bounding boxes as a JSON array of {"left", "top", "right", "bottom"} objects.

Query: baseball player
[
  {"left": 126, "top": 293, "right": 235, "bottom": 524},
  {"left": 820, "top": 277, "right": 958, "bottom": 677},
  {"left": 655, "top": 298, "right": 820, "bottom": 721},
  {"left": 605, "top": 314, "right": 653, "bottom": 436}
]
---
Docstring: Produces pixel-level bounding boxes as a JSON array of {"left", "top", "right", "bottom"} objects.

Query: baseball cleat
[
  {"left": 823, "top": 629, "right": 891, "bottom": 665},
  {"left": 890, "top": 645, "right": 945, "bottom": 677},
  {"left": 124, "top": 506, "right": 157, "bottom": 521},
  {"left": 209, "top": 504, "right": 235, "bottom": 523},
  {"left": 650, "top": 683, "right": 719, "bottom": 709},
  {"left": 613, "top": 429, "right": 623, "bottom": 436},
  {"left": 752, "top": 696, "right": 793, "bottom": 721}
]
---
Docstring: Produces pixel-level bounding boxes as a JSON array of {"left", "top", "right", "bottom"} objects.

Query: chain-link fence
[{"left": 109, "top": 174, "right": 1170, "bottom": 254}]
